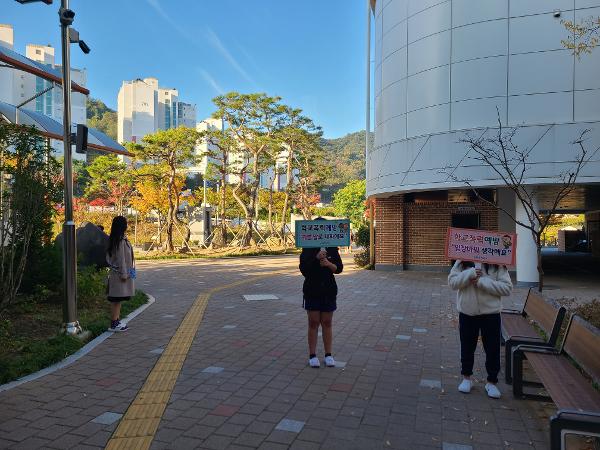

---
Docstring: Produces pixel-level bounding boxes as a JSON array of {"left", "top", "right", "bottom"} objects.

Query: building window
[
  {"left": 35, "top": 49, "right": 41, "bottom": 55},
  {"left": 35, "top": 77, "right": 44, "bottom": 113},
  {"left": 165, "top": 104, "right": 171, "bottom": 129}
]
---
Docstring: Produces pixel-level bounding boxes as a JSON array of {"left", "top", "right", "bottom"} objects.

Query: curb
[{"left": 0, "top": 293, "right": 156, "bottom": 393}]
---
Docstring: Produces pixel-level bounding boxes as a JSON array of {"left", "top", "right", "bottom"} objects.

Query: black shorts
[
  {"left": 107, "top": 296, "right": 131, "bottom": 303},
  {"left": 303, "top": 296, "right": 337, "bottom": 312}
]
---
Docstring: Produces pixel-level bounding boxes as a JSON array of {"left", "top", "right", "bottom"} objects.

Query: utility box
[{"left": 189, "top": 206, "right": 212, "bottom": 245}]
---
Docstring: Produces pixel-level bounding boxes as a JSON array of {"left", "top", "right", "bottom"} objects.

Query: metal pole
[
  {"left": 60, "top": 0, "right": 80, "bottom": 335},
  {"left": 366, "top": 0, "right": 375, "bottom": 267},
  {"left": 365, "top": 0, "right": 371, "bottom": 166}
]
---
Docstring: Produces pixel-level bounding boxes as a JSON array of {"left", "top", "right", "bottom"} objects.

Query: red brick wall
[
  {"left": 374, "top": 195, "right": 405, "bottom": 266},
  {"left": 374, "top": 195, "right": 499, "bottom": 268}
]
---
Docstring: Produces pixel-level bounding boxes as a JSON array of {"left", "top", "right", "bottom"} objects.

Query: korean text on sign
[
  {"left": 295, "top": 219, "right": 351, "bottom": 248},
  {"left": 445, "top": 227, "right": 517, "bottom": 266}
]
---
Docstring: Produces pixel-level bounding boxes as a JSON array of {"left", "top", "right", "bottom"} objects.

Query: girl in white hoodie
[{"left": 448, "top": 260, "right": 513, "bottom": 398}]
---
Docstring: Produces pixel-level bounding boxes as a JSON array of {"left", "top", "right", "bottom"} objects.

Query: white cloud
[
  {"left": 198, "top": 68, "right": 224, "bottom": 94},
  {"left": 146, "top": 0, "right": 256, "bottom": 88},
  {"left": 205, "top": 28, "right": 256, "bottom": 86}
]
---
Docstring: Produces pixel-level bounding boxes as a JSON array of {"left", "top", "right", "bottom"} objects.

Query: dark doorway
[{"left": 452, "top": 213, "right": 480, "bottom": 229}]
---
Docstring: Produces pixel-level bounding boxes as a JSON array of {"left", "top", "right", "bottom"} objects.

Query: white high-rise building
[
  {"left": 0, "top": 24, "right": 88, "bottom": 161},
  {"left": 0, "top": 24, "right": 15, "bottom": 105},
  {"left": 191, "top": 117, "right": 223, "bottom": 177},
  {"left": 177, "top": 102, "right": 197, "bottom": 128},
  {"left": 117, "top": 77, "right": 196, "bottom": 144}
]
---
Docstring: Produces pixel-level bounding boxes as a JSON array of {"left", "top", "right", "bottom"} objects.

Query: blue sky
[{"left": 4, "top": 0, "right": 370, "bottom": 138}]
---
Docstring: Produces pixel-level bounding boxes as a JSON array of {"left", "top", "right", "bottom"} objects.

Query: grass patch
[{"left": 0, "top": 290, "right": 147, "bottom": 385}]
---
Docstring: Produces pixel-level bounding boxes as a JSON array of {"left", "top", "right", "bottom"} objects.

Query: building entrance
[{"left": 452, "top": 213, "right": 480, "bottom": 230}]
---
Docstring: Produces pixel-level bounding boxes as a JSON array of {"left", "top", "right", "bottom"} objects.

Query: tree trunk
[
  {"left": 280, "top": 149, "right": 294, "bottom": 245},
  {"left": 215, "top": 178, "right": 227, "bottom": 247},
  {"left": 268, "top": 179, "right": 275, "bottom": 235},
  {"left": 166, "top": 168, "right": 176, "bottom": 252},
  {"left": 231, "top": 182, "right": 253, "bottom": 247},
  {"left": 536, "top": 235, "right": 544, "bottom": 292}
]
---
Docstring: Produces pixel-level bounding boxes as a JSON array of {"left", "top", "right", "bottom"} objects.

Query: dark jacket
[{"left": 299, "top": 247, "right": 343, "bottom": 300}]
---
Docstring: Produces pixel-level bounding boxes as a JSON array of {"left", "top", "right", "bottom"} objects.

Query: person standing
[
  {"left": 448, "top": 260, "right": 512, "bottom": 398},
  {"left": 299, "top": 245, "right": 343, "bottom": 368},
  {"left": 106, "top": 216, "right": 135, "bottom": 332}
]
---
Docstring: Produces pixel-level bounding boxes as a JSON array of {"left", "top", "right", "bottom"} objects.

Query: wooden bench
[
  {"left": 501, "top": 289, "right": 566, "bottom": 384},
  {"left": 513, "top": 315, "right": 600, "bottom": 450}
]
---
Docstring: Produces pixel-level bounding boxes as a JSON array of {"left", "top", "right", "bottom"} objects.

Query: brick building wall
[
  {"left": 374, "top": 194, "right": 499, "bottom": 269},
  {"left": 374, "top": 195, "right": 405, "bottom": 266}
]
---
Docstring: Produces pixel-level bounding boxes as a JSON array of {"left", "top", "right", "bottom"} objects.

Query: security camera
[
  {"left": 59, "top": 7, "right": 75, "bottom": 26},
  {"left": 78, "top": 40, "right": 90, "bottom": 54},
  {"left": 553, "top": 10, "right": 561, "bottom": 18}
]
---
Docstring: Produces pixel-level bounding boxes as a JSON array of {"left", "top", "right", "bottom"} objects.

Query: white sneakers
[
  {"left": 458, "top": 378, "right": 472, "bottom": 393},
  {"left": 458, "top": 379, "right": 501, "bottom": 398},
  {"left": 308, "top": 356, "right": 336, "bottom": 368},
  {"left": 485, "top": 383, "right": 501, "bottom": 399},
  {"left": 108, "top": 321, "right": 128, "bottom": 332}
]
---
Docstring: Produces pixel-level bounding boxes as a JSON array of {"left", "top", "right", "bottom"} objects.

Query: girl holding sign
[
  {"left": 448, "top": 260, "right": 512, "bottom": 398},
  {"left": 299, "top": 245, "right": 343, "bottom": 368}
]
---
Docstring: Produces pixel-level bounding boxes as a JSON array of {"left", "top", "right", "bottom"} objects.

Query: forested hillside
[
  {"left": 321, "top": 130, "right": 371, "bottom": 184},
  {"left": 87, "top": 98, "right": 118, "bottom": 140}
]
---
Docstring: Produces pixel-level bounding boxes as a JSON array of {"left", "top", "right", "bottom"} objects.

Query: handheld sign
[
  {"left": 295, "top": 219, "right": 351, "bottom": 248},
  {"left": 445, "top": 227, "right": 517, "bottom": 266}
]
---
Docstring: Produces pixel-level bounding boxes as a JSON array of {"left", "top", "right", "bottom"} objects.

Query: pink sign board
[{"left": 445, "top": 227, "right": 517, "bottom": 266}]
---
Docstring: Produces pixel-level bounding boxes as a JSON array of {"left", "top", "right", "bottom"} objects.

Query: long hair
[{"left": 108, "top": 216, "right": 127, "bottom": 257}]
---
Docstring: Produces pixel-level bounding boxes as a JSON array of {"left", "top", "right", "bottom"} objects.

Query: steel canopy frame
[{"left": 0, "top": 46, "right": 89, "bottom": 96}]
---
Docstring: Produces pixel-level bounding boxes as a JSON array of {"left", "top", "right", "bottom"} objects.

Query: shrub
[
  {"left": 573, "top": 299, "right": 600, "bottom": 329},
  {"left": 353, "top": 248, "right": 370, "bottom": 268},
  {"left": 77, "top": 266, "right": 108, "bottom": 307},
  {"left": 355, "top": 224, "right": 370, "bottom": 248}
]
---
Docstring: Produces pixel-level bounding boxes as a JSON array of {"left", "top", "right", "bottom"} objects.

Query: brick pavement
[{"left": 0, "top": 256, "right": 553, "bottom": 449}]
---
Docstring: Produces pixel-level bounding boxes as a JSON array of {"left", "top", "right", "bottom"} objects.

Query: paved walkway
[{"left": 0, "top": 256, "right": 555, "bottom": 449}]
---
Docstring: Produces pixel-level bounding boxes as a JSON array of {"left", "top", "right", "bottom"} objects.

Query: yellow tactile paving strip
[{"left": 105, "top": 272, "right": 288, "bottom": 450}]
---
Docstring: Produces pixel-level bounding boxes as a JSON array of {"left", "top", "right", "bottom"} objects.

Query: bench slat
[
  {"left": 563, "top": 316, "right": 600, "bottom": 386},
  {"left": 525, "top": 351, "right": 600, "bottom": 411},
  {"left": 501, "top": 314, "right": 540, "bottom": 340},
  {"left": 523, "top": 290, "right": 562, "bottom": 339}
]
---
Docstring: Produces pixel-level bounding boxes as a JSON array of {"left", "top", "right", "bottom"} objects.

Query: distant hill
[
  {"left": 87, "top": 98, "right": 117, "bottom": 141},
  {"left": 321, "top": 131, "right": 370, "bottom": 184}
]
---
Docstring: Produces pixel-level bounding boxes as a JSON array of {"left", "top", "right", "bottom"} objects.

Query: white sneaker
[
  {"left": 485, "top": 383, "right": 501, "bottom": 399},
  {"left": 309, "top": 356, "right": 320, "bottom": 368},
  {"left": 108, "top": 321, "right": 128, "bottom": 332},
  {"left": 324, "top": 355, "right": 335, "bottom": 367},
  {"left": 458, "top": 379, "right": 472, "bottom": 393}
]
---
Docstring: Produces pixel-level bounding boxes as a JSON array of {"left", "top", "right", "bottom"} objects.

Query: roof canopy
[
  {"left": 0, "top": 45, "right": 89, "bottom": 95},
  {"left": 0, "top": 100, "right": 130, "bottom": 156}
]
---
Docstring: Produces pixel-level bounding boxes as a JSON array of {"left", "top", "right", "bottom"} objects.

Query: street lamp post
[
  {"left": 59, "top": 0, "right": 80, "bottom": 335},
  {"left": 14, "top": 0, "right": 90, "bottom": 334}
]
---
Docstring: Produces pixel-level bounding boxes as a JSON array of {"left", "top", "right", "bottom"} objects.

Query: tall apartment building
[
  {"left": 177, "top": 102, "right": 197, "bottom": 128},
  {"left": 191, "top": 117, "right": 223, "bottom": 178},
  {"left": 0, "top": 24, "right": 87, "bottom": 161},
  {"left": 117, "top": 77, "right": 196, "bottom": 143}
]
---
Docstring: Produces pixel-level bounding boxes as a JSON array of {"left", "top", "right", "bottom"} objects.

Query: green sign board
[{"left": 295, "top": 219, "right": 351, "bottom": 248}]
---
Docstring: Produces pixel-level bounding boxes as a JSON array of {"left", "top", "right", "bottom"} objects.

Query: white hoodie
[{"left": 448, "top": 260, "right": 513, "bottom": 316}]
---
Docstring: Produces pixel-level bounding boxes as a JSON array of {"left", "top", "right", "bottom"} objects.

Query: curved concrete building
[{"left": 368, "top": 0, "right": 600, "bottom": 283}]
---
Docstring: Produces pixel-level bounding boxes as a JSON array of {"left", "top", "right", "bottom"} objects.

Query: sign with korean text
[
  {"left": 445, "top": 227, "right": 517, "bottom": 266},
  {"left": 295, "top": 219, "right": 351, "bottom": 248}
]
